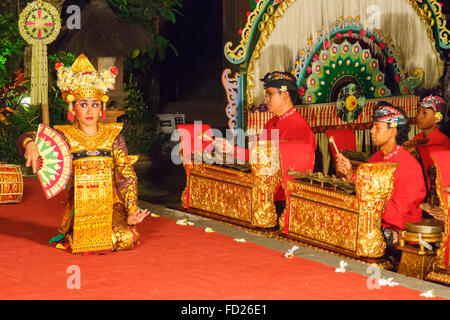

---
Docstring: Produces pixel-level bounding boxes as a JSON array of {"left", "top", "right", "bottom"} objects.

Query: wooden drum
[{"left": 0, "top": 164, "right": 23, "bottom": 204}]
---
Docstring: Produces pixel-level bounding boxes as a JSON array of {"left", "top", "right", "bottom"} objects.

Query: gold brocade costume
[{"left": 55, "top": 122, "right": 140, "bottom": 253}]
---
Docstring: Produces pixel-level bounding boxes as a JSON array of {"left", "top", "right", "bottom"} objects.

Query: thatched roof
[{"left": 50, "top": 0, "right": 153, "bottom": 57}]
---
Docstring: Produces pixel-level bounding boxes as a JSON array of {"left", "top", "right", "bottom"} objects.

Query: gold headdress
[{"left": 56, "top": 54, "right": 117, "bottom": 122}]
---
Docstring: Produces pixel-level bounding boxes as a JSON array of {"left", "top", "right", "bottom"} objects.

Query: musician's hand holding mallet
[{"left": 330, "top": 136, "right": 354, "bottom": 181}]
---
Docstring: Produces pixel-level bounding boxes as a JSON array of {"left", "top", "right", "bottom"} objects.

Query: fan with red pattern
[{"left": 35, "top": 124, "right": 72, "bottom": 199}]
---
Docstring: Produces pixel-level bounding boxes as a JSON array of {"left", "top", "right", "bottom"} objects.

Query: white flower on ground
[
  {"left": 176, "top": 218, "right": 194, "bottom": 226},
  {"left": 378, "top": 278, "right": 399, "bottom": 287},
  {"left": 420, "top": 290, "right": 435, "bottom": 298},
  {"left": 335, "top": 260, "right": 348, "bottom": 273},
  {"left": 283, "top": 245, "right": 299, "bottom": 258}
]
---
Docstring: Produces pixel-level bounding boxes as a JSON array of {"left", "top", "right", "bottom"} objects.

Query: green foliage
[
  {"left": 47, "top": 51, "right": 77, "bottom": 127},
  {"left": 0, "top": 51, "right": 75, "bottom": 164},
  {"left": 107, "top": 0, "right": 182, "bottom": 116},
  {"left": 121, "top": 74, "right": 166, "bottom": 155},
  {"left": 0, "top": 69, "right": 29, "bottom": 130},
  {"left": 0, "top": 12, "right": 27, "bottom": 87},
  {"left": 47, "top": 85, "right": 72, "bottom": 127},
  {"left": 121, "top": 121, "right": 165, "bottom": 156},
  {"left": 123, "top": 74, "right": 155, "bottom": 124},
  {"left": 108, "top": 0, "right": 182, "bottom": 32},
  {"left": 0, "top": 11, "right": 29, "bottom": 164},
  {"left": 48, "top": 51, "right": 76, "bottom": 71},
  {"left": 108, "top": 0, "right": 182, "bottom": 69},
  {"left": 0, "top": 104, "right": 41, "bottom": 164}
]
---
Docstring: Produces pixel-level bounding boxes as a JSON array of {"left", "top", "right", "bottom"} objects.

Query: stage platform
[{"left": 0, "top": 177, "right": 448, "bottom": 300}]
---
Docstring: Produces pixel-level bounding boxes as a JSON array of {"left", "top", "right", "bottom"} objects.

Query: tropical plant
[
  {"left": 0, "top": 50, "right": 76, "bottom": 164},
  {"left": 122, "top": 74, "right": 154, "bottom": 123},
  {"left": 0, "top": 68, "right": 29, "bottom": 130},
  {"left": 121, "top": 74, "right": 166, "bottom": 155},
  {"left": 0, "top": 104, "right": 41, "bottom": 165},
  {"left": 108, "top": 0, "right": 182, "bottom": 62},
  {"left": 47, "top": 51, "right": 76, "bottom": 126},
  {"left": 0, "top": 12, "right": 27, "bottom": 88},
  {"left": 48, "top": 51, "right": 76, "bottom": 71}
]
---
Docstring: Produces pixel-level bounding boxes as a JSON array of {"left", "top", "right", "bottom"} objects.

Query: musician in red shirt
[
  {"left": 214, "top": 71, "right": 316, "bottom": 203},
  {"left": 413, "top": 94, "right": 450, "bottom": 189},
  {"left": 336, "top": 102, "right": 426, "bottom": 245}
]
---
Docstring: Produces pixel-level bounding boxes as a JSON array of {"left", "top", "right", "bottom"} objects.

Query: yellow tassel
[
  {"left": 67, "top": 94, "right": 74, "bottom": 122},
  {"left": 101, "top": 95, "right": 109, "bottom": 120}
]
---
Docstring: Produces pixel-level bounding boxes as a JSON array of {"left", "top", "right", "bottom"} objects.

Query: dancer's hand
[
  {"left": 24, "top": 141, "right": 40, "bottom": 174},
  {"left": 127, "top": 208, "right": 150, "bottom": 225}
]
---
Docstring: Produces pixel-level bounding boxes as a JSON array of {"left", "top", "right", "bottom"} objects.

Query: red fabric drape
[
  {"left": 176, "top": 124, "right": 213, "bottom": 208},
  {"left": 279, "top": 141, "right": 315, "bottom": 234},
  {"left": 325, "top": 129, "right": 356, "bottom": 159}
]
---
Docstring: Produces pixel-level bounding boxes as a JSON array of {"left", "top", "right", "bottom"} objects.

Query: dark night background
[
  {"left": 160, "top": 1, "right": 224, "bottom": 104},
  {"left": 158, "top": 1, "right": 227, "bottom": 128}
]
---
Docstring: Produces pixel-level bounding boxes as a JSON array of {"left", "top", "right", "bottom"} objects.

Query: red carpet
[{"left": 0, "top": 178, "right": 443, "bottom": 300}]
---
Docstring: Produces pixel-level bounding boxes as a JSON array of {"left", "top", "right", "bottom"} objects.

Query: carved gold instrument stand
[
  {"left": 281, "top": 162, "right": 399, "bottom": 268},
  {"left": 181, "top": 141, "right": 280, "bottom": 230}
]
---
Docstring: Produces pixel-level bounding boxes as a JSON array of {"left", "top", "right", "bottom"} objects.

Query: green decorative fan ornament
[{"left": 303, "top": 40, "right": 391, "bottom": 104}]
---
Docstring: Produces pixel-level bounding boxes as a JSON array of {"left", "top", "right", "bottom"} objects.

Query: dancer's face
[{"left": 74, "top": 97, "right": 101, "bottom": 128}]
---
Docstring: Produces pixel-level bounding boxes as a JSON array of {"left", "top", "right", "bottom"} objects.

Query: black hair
[
  {"left": 262, "top": 71, "right": 299, "bottom": 105},
  {"left": 415, "top": 87, "right": 444, "bottom": 100},
  {"left": 392, "top": 106, "right": 410, "bottom": 145},
  {"left": 395, "top": 123, "right": 410, "bottom": 145},
  {"left": 288, "top": 90, "right": 300, "bottom": 105}
]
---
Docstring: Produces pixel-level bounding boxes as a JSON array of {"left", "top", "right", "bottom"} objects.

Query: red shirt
[
  {"left": 369, "top": 145, "right": 426, "bottom": 230},
  {"left": 235, "top": 108, "right": 316, "bottom": 160},
  {"left": 414, "top": 128, "right": 450, "bottom": 185},
  {"left": 262, "top": 108, "right": 316, "bottom": 149}
]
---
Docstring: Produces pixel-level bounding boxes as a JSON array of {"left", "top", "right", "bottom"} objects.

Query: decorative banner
[
  {"left": 18, "top": 0, "right": 61, "bottom": 106},
  {"left": 35, "top": 124, "right": 72, "bottom": 199}
]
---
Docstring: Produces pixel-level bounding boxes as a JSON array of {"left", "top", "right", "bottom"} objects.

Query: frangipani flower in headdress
[
  {"left": 261, "top": 71, "right": 300, "bottom": 104},
  {"left": 420, "top": 94, "right": 446, "bottom": 121}
]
